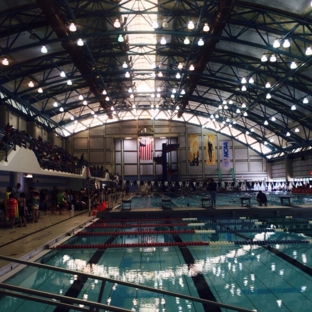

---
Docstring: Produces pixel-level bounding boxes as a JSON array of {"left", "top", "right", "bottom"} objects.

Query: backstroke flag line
[{"left": 139, "top": 137, "right": 153, "bottom": 160}]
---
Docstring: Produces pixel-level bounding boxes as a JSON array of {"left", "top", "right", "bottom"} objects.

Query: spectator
[
  {"left": 56, "top": 189, "right": 66, "bottom": 215},
  {"left": 51, "top": 186, "right": 58, "bottom": 215},
  {"left": 17, "top": 192, "right": 27, "bottom": 227},
  {"left": 257, "top": 190, "right": 268, "bottom": 206},
  {"left": 7, "top": 193, "right": 17, "bottom": 228},
  {"left": 39, "top": 189, "right": 48, "bottom": 214},
  {"left": 12, "top": 183, "right": 22, "bottom": 199},
  {"left": 208, "top": 178, "right": 217, "bottom": 208},
  {"left": 32, "top": 190, "right": 40, "bottom": 223}
]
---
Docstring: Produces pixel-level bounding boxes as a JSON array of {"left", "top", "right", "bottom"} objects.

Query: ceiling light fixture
[
  {"left": 184, "top": 37, "right": 190, "bottom": 45},
  {"left": 152, "top": 21, "right": 159, "bottom": 29},
  {"left": 290, "top": 61, "right": 297, "bottom": 69},
  {"left": 266, "top": 93, "right": 272, "bottom": 99},
  {"left": 125, "top": 71, "right": 130, "bottom": 78},
  {"left": 118, "top": 35, "right": 124, "bottom": 42},
  {"left": 303, "top": 97, "right": 309, "bottom": 104},
  {"left": 241, "top": 85, "right": 247, "bottom": 91},
  {"left": 241, "top": 77, "right": 247, "bottom": 84},
  {"left": 264, "top": 120, "right": 269, "bottom": 125},
  {"left": 67, "top": 80, "right": 72, "bottom": 85},
  {"left": 248, "top": 77, "right": 254, "bottom": 84},
  {"left": 59, "top": 107, "right": 64, "bottom": 112},
  {"left": 291, "top": 105, "right": 296, "bottom": 110},
  {"left": 105, "top": 96, "right": 110, "bottom": 101},
  {"left": 69, "top": 23, "right": 77, "bottom": 32},
  {"left": 41, "top": 45, "right": 48, "bottom": 53},
  {"left": 2, "top": 58, "right": 9, "bottom": 66},
  {"left": 189, "top": 64, "right": 195, "bottom": 71},
  {"left": 79, "top": 95, "right": 83, "bottom": 100},
  {"left": 286, "top": 131, "right": 291, "bottom": 136},
  {"left": 83, "top": 100, "right": 87, "bottom": 105},
  {"left": 114, "top": 19, "right": 121, "bottom": 28},
  {"left": 188, "top": 21, "right": 195, "bottom": 29},
  {"left": 160, "top": 37, "right": 166, "bottom": 45},
  {"left": 38, "top": 87, "right": 43, "bottom": 93},
  {"left": 283, "top": 39, "right": 290, "bottom": 48},
  {"left": 261, "top": 54, "right": 268, "bottom": 62},
  {"left": 122, "top": 62, "right": 128, "bottom": 68},
  {"left": 265, "top": 82, "right": 271, "bottom": 88},
  {"left": 28, "top": 81, "right": 34, "bottom": 88},
  {"left": 162, "top": 19, "right": 168, "bottom": 28},
  {"left": 203, "top": 23, "right": 210, "bottom": 32},
  {"left": 295, "top": 127, "right": 300, "bottom": 132},
  {"left": 176, "top": 72, "right": 181, "bottom": 79},
  {"left": 273, "top": 39, "right": 280, "bottom": 48},
  {"left": 53, "top": 102, "right": 58, "bottom": 107},
  {"left": 305, "top": 47, "right": 312, "bottom": 55},
  {"left": 178, "top": 62, "right": 183, "bottom": 69},
  {"left": 198, "top": 38, "right": 204, "bottom": 46},
  {"left": 270, "top": 54, "right": 277, "bottom": 62},
  {"left": 77, "top": 38, "right": 84, "bottom": 46},
  {"left": 60, "top": 71, "right": 66, "bottom": 77}
]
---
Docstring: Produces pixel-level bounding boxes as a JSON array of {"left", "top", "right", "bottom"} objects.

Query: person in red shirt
[{"left": 7, "top": 193, "right": 17, "bottom": 228}]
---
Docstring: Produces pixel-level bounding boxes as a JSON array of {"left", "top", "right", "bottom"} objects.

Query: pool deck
[
  {"left": 0, "top": 209, "right": 95, "bottom": 270},
  {"left": 1, "top": 199, "right": 312, "bottom": 272}
]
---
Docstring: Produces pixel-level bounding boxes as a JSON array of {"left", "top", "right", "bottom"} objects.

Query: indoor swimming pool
[{"left": 1, "top": 216, "right": 312, "bottom": 311}]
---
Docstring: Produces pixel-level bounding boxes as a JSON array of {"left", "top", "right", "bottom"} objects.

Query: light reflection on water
[{"left": 2, "top": 217, "right": 312, "bottom": 312}]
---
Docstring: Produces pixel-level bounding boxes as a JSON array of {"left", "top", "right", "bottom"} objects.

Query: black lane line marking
[
  {"left": 169, "top": 223, "right": 221, "bottom": 312},
  {"left": 235, "top": 232, "right": 312, "bottom": 276},
  {"left": 54, "top": 236, "right": 116, "bottom": 312}
]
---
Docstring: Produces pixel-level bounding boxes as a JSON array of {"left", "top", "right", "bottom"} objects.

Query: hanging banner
[
  {"left": 189, "top": 134, "right": 199, "bottom": 166},
  {"left": 220, "top": 140, "right": 232, "bottom": 169},
  {"left": 205, "top": 134, "right": 216, "bottom": 165}
]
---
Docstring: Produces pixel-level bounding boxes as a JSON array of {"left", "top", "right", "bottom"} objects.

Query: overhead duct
[
  {"left": 178, "top": 0, "right": 236, "bottom": 118},
  {"left": 35, "top": 0, "right": 113, "bottom": 118}
]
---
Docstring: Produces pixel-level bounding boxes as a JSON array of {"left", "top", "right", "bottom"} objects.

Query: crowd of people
[
  {"left": 0, "top": 183, "right": 89, "bottom": 228},
  {"left": 0, "top": 123, "right": 87, "bottom": 174}
]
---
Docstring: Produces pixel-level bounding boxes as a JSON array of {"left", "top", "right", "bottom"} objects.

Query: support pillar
[{"left": 285, "top": 156, "right": 293, "bottom": 181}]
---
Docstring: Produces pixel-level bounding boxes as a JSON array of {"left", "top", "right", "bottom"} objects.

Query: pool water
[
  {"left": 120, "top": 192, "right": 311, "bottom": 210},
  {"left": 1, "top": 217, "right": 312, "bottom": 311}
]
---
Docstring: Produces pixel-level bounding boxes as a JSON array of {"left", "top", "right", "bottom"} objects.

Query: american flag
[{"left": 139, "top": 138, "right": 153, "bottom": 160}]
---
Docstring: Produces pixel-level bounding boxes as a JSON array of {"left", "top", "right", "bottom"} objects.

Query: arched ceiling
[{"left": 1, "top": 0, "right": 312, "bottom": 159}]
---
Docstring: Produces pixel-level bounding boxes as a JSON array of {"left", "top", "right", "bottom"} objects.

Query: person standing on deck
[{"left": 209, "top": 178, "right": 217, "bottom": 208}]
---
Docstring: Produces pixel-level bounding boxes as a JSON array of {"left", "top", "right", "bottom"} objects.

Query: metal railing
[{"left": 0, "top": 255, "right": 255, "bottom": 312}]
